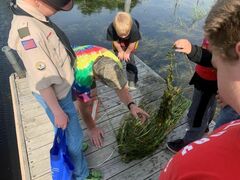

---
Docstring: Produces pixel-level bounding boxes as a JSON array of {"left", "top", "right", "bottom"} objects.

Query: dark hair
[{"left": 42, "top": 0, "right": 73, "bottom": 11}]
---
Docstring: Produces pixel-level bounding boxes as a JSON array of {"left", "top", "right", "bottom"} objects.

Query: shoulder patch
[
  {"left": 18, "top": 27, "right": 30, "bottom": 39},
  {"left": 21, "top": 39, "right": 37, "bottom": 50}
]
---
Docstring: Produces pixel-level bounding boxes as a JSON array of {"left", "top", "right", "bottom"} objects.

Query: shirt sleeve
[
  {"left": 187, "top": 45, "right": 213, "bottom": 67},
  {"left": 16, "top": 28, "right": 63, "bottom": 91},
  {"left": 106, "top": 23, "right": 119, "bottom": 41},
  {"left": 129, "top": 19, "right": 141, "bottom": 43}
]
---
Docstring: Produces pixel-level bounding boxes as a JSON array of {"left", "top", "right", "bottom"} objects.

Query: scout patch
[
  {"left": 18, "top": 27, "right": 30, "bottom": 39},
  {"left": 21, "top": 39, "right": 37, "bottom": 50},
  {"left": 35, "top": 61, "right": 46, "bottom": 71}
]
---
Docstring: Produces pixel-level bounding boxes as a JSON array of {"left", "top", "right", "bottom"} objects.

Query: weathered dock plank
[
  {"left": 10, "top": 56, "right": 181, "bottom": 180},
  {"left": 9, "top": 75, "right": 31, "bottom": 180}
]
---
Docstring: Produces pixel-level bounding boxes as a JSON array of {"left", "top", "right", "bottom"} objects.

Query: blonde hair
[
  {"left": 113, "top": 12, "right": 133, "bottom": 37},
  {"left": 204, "top": 0, "right": 240, "bottom": 61}
]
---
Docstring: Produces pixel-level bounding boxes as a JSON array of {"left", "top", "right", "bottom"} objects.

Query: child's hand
[
  {"left": 54, "top": 110, "right": 69, "bottom": 129},
  {"left": 87, "top": 127, "right": 104, "bottom": 148},
  {"left": 118, "top": 51, "right": 124, "bottom": 60},
  {"left": 129, "top": 104, "right": 150, "bottom": 123},
  {"left": 173, "top": 39, "right": 192, "bottom": 54},
  {"left": 123, "top": 52, "right": 131, "bottom": 62}
]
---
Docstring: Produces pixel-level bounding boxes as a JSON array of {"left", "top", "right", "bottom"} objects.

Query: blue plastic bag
[{"left": 50, "top": 128, "right": 74, "bottom": 180}]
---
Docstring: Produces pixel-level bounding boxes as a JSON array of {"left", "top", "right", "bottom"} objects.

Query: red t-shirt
[{"left": 160, "top": 120, "right": 240, "bottom": 180}]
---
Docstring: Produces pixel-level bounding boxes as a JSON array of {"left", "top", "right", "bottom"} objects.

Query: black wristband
[{"left": 127, "top": 102, "right": 135, "bottom": 110}]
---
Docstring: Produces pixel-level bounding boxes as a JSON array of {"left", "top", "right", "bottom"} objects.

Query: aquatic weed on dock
[{"left": 116, "top": 50, "right": 190, "bottom": 162}]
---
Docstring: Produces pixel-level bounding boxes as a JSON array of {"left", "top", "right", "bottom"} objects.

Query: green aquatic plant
[
  {"left": 192, "top": 6, "right": 206, "bottom": 21},
  {"left": 173, "top": 0, "right": 181, "bottom": 15},
  {"left": 189, "top": 6, "right": 207, "bottom": 30},
  {"left": 116, "top": 50, "right": 191, "bottom": 162},
  {"left": 75, "top": 0, "right": 142, "bottom": 15}
]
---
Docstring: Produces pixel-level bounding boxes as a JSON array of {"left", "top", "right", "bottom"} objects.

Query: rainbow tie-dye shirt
[{"left": 73, "top": 45, "right": 121, "bottom": 101}]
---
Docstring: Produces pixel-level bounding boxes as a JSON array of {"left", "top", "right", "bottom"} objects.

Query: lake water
[{"left": 0, "top": 0, "right": 214, "bottom": 179}]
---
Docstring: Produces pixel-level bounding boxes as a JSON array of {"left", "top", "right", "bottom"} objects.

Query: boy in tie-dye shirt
[{"left": 72, "top": 45, "right": 149, "bottom": 148}]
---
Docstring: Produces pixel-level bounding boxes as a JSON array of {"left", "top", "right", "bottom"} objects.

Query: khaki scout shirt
[{"left": 8, "top": 0, "right": 74, "bottom": 100}]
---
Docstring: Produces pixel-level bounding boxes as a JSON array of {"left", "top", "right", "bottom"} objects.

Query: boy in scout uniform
[
  {"left": 8, "top": 0, "right": 101, "bottom": 179},
  {"left": 72, "top": 45, "right": 149, "bottom": 148}
]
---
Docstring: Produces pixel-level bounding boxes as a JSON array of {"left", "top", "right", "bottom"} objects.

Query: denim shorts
[{"left": 214, "top": 105, "right": 240, "bottom": 130}]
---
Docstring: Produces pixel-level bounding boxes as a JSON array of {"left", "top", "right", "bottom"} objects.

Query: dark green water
[
  {"left": 52, "top": 0, "right": 214, "bottom": 87},
  {"left": 0, "top": 0, "right": 21, "bottom": 179},
  {"left": 0, "top": 0, "right": 214, "bottom": 179}
]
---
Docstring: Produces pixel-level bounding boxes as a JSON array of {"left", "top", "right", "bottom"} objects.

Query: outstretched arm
[
  {"left": 113, "top": 41, "right": 124, "bottom": 60},
  {"left": 174, "top": 39, "right": 213, "bottom": 67},
  {"left": 124, "top": 42, "right": 137, "bottom": 61},
  {"left": 76, "top": 92, "right": 104, "bottom": 148},
  {"left": 115, "top": 85, "right": 149, "bottom": 123}
]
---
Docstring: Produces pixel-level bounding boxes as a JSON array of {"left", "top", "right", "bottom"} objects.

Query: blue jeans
[
  {"left": 33, "top": 91, "right": 89, "bottom": 180},
  {"left": 214, "top": 105, "right": 240, "bottom": 130}
]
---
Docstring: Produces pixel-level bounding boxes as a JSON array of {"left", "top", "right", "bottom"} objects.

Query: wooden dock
[{"left": 9, "top": 56, "right": 189, "bottom": 180}]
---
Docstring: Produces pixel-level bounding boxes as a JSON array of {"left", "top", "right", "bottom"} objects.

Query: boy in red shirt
[
  {"left": 161, "top": 120, "right": 240, "bottom": 180},
  {"left": 160, "top": 0, "right": 240, "bottom": 179}
]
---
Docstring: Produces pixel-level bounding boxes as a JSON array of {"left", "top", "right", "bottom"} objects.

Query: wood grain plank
[
  {"left": 9, "top": 74, "right": 31, "bottom": 180},
  {"left": 11, "top": 56, "right": 180, "bottom": 180}
]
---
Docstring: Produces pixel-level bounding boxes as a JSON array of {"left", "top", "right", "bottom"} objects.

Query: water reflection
[
  {"left": 173, "top": 0, "right": 181, "bottom": 15},
  {"left": 53, "top": 0, "right": 214, "bottom": 91},
  {"left": 0, "top": 0, "right": 21, "bottom": 179},
  {"left": 75, "top": 0, "right": 142, "bottom": 15}
]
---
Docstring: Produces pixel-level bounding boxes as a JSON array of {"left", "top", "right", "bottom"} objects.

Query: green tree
[{"left": 75, "top": 0, "right": 141, "bottom": 15}]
